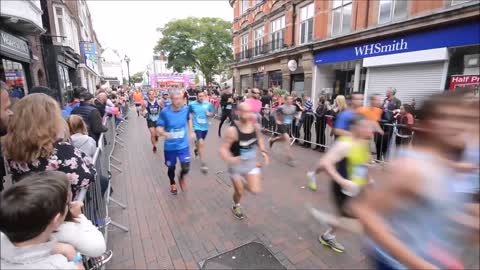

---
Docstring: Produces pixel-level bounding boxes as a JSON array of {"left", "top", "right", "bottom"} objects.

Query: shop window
[
  {"left": 299, "top": 3, "right": 314, "bottom": 45},
  {"left": 331, "top": 0, "right": 352, "bottom": 36},
  {"left": 270, "top": 16, "right": 285, "bottom": 51},
  {"left": 2, "top": 59, "right": 28, "bottom": 93},
  {"left": 378, "top": 0, "right": 408, "bottom": 25},
  {"left": 240, "top": 0, "right": 249, "bottom": 14},
  {"left": 268, "top": 71, "right": 283, "bottom": 89},
  {"left": 254, "top": 26, "right": 264, "bottom": 56},
  {"left": 240, "top": 74, "right": 250, "bottom": 91},
  {"left": 253, "top": 73, "right": 264, "bottom": 88},
  {"left": 240, "top": 33, "right": 249, "bottom": 60}
]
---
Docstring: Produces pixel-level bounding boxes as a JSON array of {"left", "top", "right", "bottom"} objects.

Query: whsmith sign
[{"left": 314, "top": 21, "right": 479, "bottom": 64}]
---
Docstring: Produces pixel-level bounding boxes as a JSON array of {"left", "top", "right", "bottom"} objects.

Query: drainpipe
[{"left": 365, "top": 0, "right": 370, "bottom": 29}]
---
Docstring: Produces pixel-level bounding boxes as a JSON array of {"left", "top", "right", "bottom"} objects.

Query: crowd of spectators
[{"left": 0, "top": 80, "right": 127, "bottom": 269}]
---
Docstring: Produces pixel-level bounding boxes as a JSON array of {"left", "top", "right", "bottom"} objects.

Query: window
[
  {"left": 331, "top": 0, "right": 352, "bottom": 36},
  {"left": 378, "top": 0, "right": 408, "bottom": 24},
  {"left": 240, "top": 33, "right": 249, "bottom": 59},
  {"left": 270, "top": 16, "right": 285, "bottom": 51},
  {"left": 254, "top": 26, "right": 264, "bottom": 56},
  {"left": 256, "top": 0, "right": 263, "bottom": 5},
  {"left": 55, "top": 7, "right": 65, "bottom": 43},
  {"left": 299, "top": 3, "right": 314, "bottom": 44},
  {"left": 240, "top": 0, "right": 249, "bottom": 14}
]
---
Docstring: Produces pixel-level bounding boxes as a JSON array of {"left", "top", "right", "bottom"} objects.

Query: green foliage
[
  {"left": 154, "top": 17, "right": 233, "bottom": 84},
  {"left": 273, "top": 88, "right": 288, "bottom": 97},
  {"left": 130, "top": 72, "right": 144, "bottom": 84}
]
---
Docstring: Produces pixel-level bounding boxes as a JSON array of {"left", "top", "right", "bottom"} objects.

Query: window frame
[
  {"left": 377, "top": 0, "right": 408, "bottom": 25},
  {"left": 270, "top": 16, "right": 286, "bottom": 51},
  {"left": 330, "top": 0, "right": 353, "bottom": 36},
  {"left": 53, "top": 6, "right": 66, "bottom": 43},
  {"left": 240, "top": 0, "right": 250, "bottom": 15},
  {"left": 299, "top": 3, "right": 314, "bottom": 45},
  {"left": 240, "top": 33, "right": 249, "bottom": 59},
  {"left": 253, "top": 26, "right": 264, "bottom": 56}
]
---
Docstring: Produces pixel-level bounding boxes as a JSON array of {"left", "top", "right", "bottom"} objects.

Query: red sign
[{"left": 449, "top": 75, "right": 480, "bottom": 92}]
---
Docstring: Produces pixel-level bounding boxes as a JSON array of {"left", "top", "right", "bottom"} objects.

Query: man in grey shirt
[{"left": 269, "top": 95, "right": 297, "bottom": 166}]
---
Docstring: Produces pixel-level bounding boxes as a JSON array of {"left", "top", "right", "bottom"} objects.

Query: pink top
[{"left": 245, "top": 98, "right": 262, "bottom": 113}]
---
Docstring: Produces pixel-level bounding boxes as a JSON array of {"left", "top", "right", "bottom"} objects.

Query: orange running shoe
[{"left": 170, "top": 184, "right": 178, "bottom": 195}]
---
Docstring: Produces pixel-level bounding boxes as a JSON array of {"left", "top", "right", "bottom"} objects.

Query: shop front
[
  {"left": 0, "top": 30, "right": 32, "bottom": 93},
  {"left": 313, "top": 20, "right": 480, "bottom": 104}
]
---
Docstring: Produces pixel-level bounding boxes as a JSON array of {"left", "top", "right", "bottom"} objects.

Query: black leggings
[
  {"left": 218, "top": 109, "right": 234, "bottom": 137},
  {"left": 167, "top": 162, "right": 190, "bottom": 185}
]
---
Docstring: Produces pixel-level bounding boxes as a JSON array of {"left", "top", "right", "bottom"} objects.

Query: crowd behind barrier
[{"left": 256, "top": 106, "right": 414, "bottom": 162}]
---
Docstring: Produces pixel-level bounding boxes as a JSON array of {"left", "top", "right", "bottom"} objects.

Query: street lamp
[{"left": 124, "top": 55, "right": 131, "bottom": 86}]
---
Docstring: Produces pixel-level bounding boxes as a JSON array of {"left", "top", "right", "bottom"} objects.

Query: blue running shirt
[
  {"left": 157, "top": 105, "right": 190, "bottom": 151},
  {"left": 189, "top": 101, "right": 214, "bottom": 131},
  {"left": 146, "top": 99, "right": 161, "bottom": 122}
]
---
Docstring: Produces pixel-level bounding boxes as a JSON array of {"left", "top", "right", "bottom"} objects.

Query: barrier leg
[
  {"left": 111, "top": 164, "right": 123, "bottom": 172},
  {"left": 110, "top": 221, "right": 129, "bottom": 232},
  {"left": 114, "top": 141, "right": 125, "bottom": 148},
  {"left": 111, "top": 155, "right": 122, "bottom": 164},
  {"left": 110, "top": 197, "right": 127, "bottom": 209}
]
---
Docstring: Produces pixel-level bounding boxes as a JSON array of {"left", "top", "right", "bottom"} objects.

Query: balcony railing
[{"left": 235, "top": 39, "right": 287, "bottom": 63}]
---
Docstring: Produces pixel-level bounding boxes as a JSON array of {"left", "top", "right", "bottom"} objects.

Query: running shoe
[
  {"left": 170, "top": 184, "right": 178, "bottom": 195},
  {"left": 319, "top": 235, "right": 345, "bottom": 253},
  {"left": 232, "top": 206, "right": 245, "bottom": 220},
  {"left": 194, "top": 148, "right": 199, "bottom": 158},
  {"left": 179, "top": 178, "right": 186, "bottom": 191},
  {"left": 153, "top": 146, "right": 157, "bottom": 153},
  {"left": 269, "top": 138, "right": 274, "bottom": 148},
  {"left": 87, "top": 250, "right": 113, "bottom": 270},
  {"left": 307, "top": 171, "right": 317, "bottom": 191},
  {"left": 200, "top": 163, "right": 208, "bottom": 174}
]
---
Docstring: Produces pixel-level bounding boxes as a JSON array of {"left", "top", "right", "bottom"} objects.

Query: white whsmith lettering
[{"left": 354, "top": 39, "right": 408, "bottom": 56}]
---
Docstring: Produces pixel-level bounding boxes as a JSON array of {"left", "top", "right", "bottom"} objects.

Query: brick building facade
[{"left": 231, "top": 0, "right": 479, "bottom": 104}]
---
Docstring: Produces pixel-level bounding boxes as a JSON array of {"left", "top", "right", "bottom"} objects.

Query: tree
[
  {"left": 154, "top": 17, "right": 232, "bottom": 84},
  {"left": 130, "top": 72, "right": 143, "bottom": 84}
]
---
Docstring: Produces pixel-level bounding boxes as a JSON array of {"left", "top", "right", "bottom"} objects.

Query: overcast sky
[{"left": 88, "top": 1, "right": 233, "bottom": 73}]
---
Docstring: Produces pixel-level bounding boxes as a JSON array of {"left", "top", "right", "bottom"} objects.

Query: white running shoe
[{"left": 307, "top": 171, "right": 317, "bottom": 191}]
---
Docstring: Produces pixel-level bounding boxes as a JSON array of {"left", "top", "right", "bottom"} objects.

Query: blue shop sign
[
  {"left": 314, "top": 21, "right": 480, "bottom": 64},
  {"left": 80, "top": 42, "right": 98, "bottom": 73}
]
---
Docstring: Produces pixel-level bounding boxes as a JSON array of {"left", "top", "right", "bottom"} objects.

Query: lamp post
[{"left": 124, "top": 55, "right": 131, "bottom": 86}]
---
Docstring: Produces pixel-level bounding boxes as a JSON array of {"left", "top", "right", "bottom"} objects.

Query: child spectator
[
  {"left": 67, "top": 115, "right": 97, "bottom": 157},
  {"left": 0, "top": 171, "right": 84, "bottom": 269}
]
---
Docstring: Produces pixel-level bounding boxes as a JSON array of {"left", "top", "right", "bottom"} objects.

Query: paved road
[{"left": 106, "top": 112, "right": 479, "bottom": 269}]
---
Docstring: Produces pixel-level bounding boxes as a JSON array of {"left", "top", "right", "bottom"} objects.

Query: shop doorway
[{"left": 291, "top": 73, "right": 305, "bottom": 96}]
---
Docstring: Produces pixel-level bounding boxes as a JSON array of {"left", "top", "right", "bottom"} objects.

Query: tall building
[
  {"left": 0, "top": 0, "right": 45, "bottom": 92},
  {"left": 231, "top": 0, "right": 479, "bottom": 104}
]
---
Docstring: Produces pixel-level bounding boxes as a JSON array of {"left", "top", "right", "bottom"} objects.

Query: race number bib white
[
  {"left": 352, "top": 165, "right": 368, "bottom": 184},
  {"left": 240, "top": 147, "right": 256, "bottom": 160},
  {"left": 197, "top": 116, "right": 207, "bottom": 124},
  {"left": 170, "top": 128, "right": 185, "bottom": 139},
  {"left": 226, "top": 104, "right": 232, "bottom": 110}
]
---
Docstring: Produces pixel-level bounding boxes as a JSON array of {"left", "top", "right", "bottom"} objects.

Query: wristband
[{"left": 70, "top": 252, "right": 83, "bottom": 264}]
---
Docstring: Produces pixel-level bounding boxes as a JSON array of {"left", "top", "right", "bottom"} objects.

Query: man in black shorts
[
  {"left": 269, "top": 95, "right": 296, "bottom": 166},
  {"left": 141, "top": 90, "right": 163, "bottom": 153}
]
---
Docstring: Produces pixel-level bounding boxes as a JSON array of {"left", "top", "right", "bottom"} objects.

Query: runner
[
  {"left": 156, "top": 89, "right": 195, "bottom": 195},
  {"left": 141, "top": 89, "right": 163, "bottom": 153},
  {"left": 160, "top": 90, "right": 171, "bottom": 108},
  {"left": 268, "top": 95, "right": 297, "bottom": 166},
  {"left": 219, "top": 102, "right": 269, "bottom": 220},
  {"left": 189, "top": 90, "right": 215, "bottom": 174},
  {"left": 306, "top": 114, "right": 372, "bottom": 253},
  {"left": 218, "top": 89, "right": 235, "bottom": 137},
  {"left": 133, "top": 88, "right": 144, "bottom": 117}
]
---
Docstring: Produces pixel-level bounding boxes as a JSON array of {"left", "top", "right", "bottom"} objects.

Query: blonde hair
[
  {"left": 66, "top": 115, "right": 88, "bottom": 135},
  {"left": 335, "top": 95, "right": 347, "bottom": 111},
  {"left": 3, "top": 93, "right": 63, "bottom": 163}
]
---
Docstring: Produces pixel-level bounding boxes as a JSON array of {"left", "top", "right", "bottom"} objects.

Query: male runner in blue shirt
[
  {"left": 156, "top": 89, "right": 195, "bottom": 195},
  {"left": 189, "top": 90, "right": 214, "bottom": 174}
]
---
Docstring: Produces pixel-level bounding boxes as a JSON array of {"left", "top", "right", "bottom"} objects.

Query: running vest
[
  {"left": 230, "top": 123, "right": 257, "bottom": 160},
  {"left": 146, "top": 99, "right": 160, "bottom": 122},
  {"left": 336, "top": 136, "right": 370, "bottom": 186}
]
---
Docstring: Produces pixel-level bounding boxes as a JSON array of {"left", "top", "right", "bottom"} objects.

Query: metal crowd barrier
[
  {"left": 76, "top": 114, "right": 129, "bottom": 243},
  {"left": 259, "top": 106, "right": 414, "bottom": 162}
]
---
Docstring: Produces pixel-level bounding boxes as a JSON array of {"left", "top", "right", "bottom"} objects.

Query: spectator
[
  {"left": 29, "top": 85, "right": 57, "bottom": 99},
  {"left": 382, "top": 87, "right": 401, "bottom": 122},
  {"left": 291, "top": 91, "right": 304, "bottom": 141},
  {"left": 332, "top": 94, "right": 363, "bottom": 138},
  {"left": 3, "top": 93, "right": 95, "bottom": 197},
  {"left": 9, "top": 86, "right": 24, "bottom": 99},
  {"left": 261, "top": 89, "right": 272, "bottom": 107},
  {"left": 245, "top": 88, "right": 262, "bottom": 122},
  {"left": 72, "top": 92, "right": 107, "bottom": 143},
  {"left": 0, "top": 81, "right": 13, "bottom": 191},
  {"left": 0, "top": 171, "right": 85, "bottom": 269},
  {"left": 66, "top": 115, "right": 96, "bottom": 157},
  {"left": 94, "top": 92, "right": 108, "bottom": 118},
  {"left": 314, "top": 95, "right": 328, "bottom": 152},
  {"left": 63, "top": 87, "right": 87, "bottom": 119},
  {"left": 302, "top": 95, "right": 314, "bottom": 148},
  {"left": 395, "top": 104, "right": 415, "bottom": 146}
]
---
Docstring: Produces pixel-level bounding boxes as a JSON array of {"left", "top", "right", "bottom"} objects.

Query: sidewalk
[{"left": 106, "top": 115, "right": 478, "bottom": 269}]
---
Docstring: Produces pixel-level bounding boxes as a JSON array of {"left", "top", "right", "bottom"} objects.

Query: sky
[{"left": 88, "top": 0, "right": 233, "bottom": 74}]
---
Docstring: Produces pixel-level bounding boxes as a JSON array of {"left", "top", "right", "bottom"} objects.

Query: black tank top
[{"left": 230, "top": 123, "right": 257, "bottom": 157}]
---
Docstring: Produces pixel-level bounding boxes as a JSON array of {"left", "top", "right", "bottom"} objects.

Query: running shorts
[
  {"left": 228, "top": 159, "right": 260, "bottom": 179},
  {"left": 164, "top": 148, "right": 191, "bottom": 167},
  {"left": 135, "top": 103, "right": 142, "bottom": 107},
  {"left": 194, "top": 130, "right": 208, "bottom": 141},
  {"left": 331, "top": 180, "right": 354, "bottom": 218},
  {"left": 147, "top": 119, "right": 158, "bottom": 128},
  {"left": 277, "top": 124, "right": 291, "bottom": 135}
]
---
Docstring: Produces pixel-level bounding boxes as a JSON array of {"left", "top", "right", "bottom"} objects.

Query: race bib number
[
  {"left": 197, "top": 116, "right": 207, "bottom": 124},
  {"left": 149, "top": 114, "right": 159, "bottom": 122},
  {"left": 284, "top": 115, "right": 293, "bottom": 125},
  {"left": 240, "top": 147, "right": 256, "bottom": 160},
  {"left": 352, "top": 165, "right": 368, "bottom": 186},
  {"left": 170, "top": 128, "right": 185, "bottom": 139},
  {"left": 226, "top": 104, "right": 233, "bottom": 110}
]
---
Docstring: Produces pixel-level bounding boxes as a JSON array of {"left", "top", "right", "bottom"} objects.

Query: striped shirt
[{"left": 304, "top": 99, "right": 313, "bottom": 112}]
